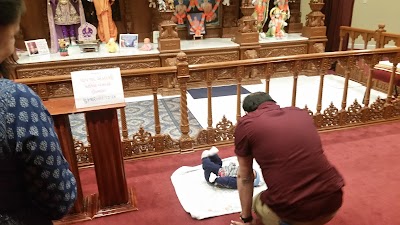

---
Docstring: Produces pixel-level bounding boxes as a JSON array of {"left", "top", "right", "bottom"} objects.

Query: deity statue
[
  {"left": 201, "top": 0, "right": 217, "bottom": 22},
  {"left": 253, "top": 0, "right": 270, "bottom": 34},
  {"left": 172, "top": 0, "right": 187, "bottom": 25},
  {"left": 47, "top": 0, "right": 86, "bottom": 52},
  {"left": 87, "top": 0, "right": 118, "bottom": 43},
  {"left": 187, "top": 0, "right": 202, "bottom": 12},
  {"left": 266, "top": 0, "right": 290, "bottom": 38}
]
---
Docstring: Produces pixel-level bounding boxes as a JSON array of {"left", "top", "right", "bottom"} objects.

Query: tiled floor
[{"left": 126, "top": 75, "right": 387, "bottom": 129}]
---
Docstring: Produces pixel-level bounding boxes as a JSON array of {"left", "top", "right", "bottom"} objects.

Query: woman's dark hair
[
  {"left": 0, "top": 0, "right": 25, "bottom": 26},
  {"left": 242, "top": 92, "right": 275, "bottom": 113},
  {"left": 0, "top": 0, "right": 25, "bottom": 79}
]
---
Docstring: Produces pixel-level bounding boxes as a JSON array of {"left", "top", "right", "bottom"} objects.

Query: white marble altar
[
  {"left": 17, "top": 44, "right": 160, "bottom": 64},
  {"left": 180, "top": 38, "right": 239, "bottom": 50},
  {"left": 16, "top": 33, "right": 309, "bottom": 64}
]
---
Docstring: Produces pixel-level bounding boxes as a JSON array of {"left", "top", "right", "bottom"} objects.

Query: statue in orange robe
[{"left": 89, "top": 0, "right": 118, "bottom": 43}]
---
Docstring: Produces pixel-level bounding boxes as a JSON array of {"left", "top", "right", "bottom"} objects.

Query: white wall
[{"left": 352, "top": 0, "right": 400, "bottom": 33}]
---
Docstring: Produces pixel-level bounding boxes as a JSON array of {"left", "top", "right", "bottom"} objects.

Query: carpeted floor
[
  {"left": 69, "top": 97, "right": 203, "bottom": 144},
  {"left": 77, "top": 121, "right": 400, "bottom": 225}
]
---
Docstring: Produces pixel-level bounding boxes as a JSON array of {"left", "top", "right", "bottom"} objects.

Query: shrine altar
[{"left": 12, "top": 33, "right": 319, "bottom": 98}]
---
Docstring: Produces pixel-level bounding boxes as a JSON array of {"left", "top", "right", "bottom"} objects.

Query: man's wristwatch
[{"left": 240, "top": 214, "right": 253, "bottom": 223}]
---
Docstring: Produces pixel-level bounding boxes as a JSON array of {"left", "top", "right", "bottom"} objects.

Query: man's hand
[{"left": 230, "top": 220, "right": 255, "bottom": 225}]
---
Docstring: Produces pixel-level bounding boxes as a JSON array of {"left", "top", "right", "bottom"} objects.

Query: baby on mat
[{"left": 201, "top": 146, "right": 261, "bottom": 189}]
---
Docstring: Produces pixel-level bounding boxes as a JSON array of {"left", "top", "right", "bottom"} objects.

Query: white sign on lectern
[{"left": 71, "top": 68, "right": 125, "bottom": 109}]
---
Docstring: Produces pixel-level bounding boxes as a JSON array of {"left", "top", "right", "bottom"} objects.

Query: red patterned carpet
[{"left": 77, "top": 121, "right": 400, "bottom": 225}]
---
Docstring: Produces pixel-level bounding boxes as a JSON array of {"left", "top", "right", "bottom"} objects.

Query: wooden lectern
[{"left": 44, "top": 97, "right": 137, "bottom": 223}]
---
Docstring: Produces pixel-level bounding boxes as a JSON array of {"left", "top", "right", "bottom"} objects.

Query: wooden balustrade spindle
[
  {"left": 350, "top": 31, "right": 355, "bottom": 50},
  {"left": 206, "top": 69, "right": 213, "bottom": 129},
  {"left": 153, "top": 88, "right": 161, "bottom": 134},
  {"left": 176, "top": 52, "right": 193, "bottom": 151},
  {"left": 120, "top": 108, "right": 129, "bottom": 140},
  {"left": 338, "top": 30, "right": 344, "bottom": 51},
  {"left": 375, "top": 24, "right": 386, "bottom": 48},
  {"left": 236, "top": 66, "right": 244, "bottom": 122},
  {"left": 364, "top": 66, "right": 374, "bottom": 106},
  {"left": 363, "top": 34, "right": 368, "bottom": 50},
  {"left": 207, "top": 83, "right": 213, "bottom": 129},
  {"left": 151, "top": 74, "right": 164, "bottom": 152},
  {"left": 341, "top": 71, "right": 350, "bottom": 111},
  {"left": 85, "top": 118, "right": 90, "bottom": 145},
  {"left": 291, "top": 62, "right": 300, "bottom": 107},
  {"left": 264, "top": 64, "right": 273, "bottom": 93},
  {"left": 316, "top": 72, "right": 325, "bottom": 114},
  {"left": 386, "top": 62, "right": 399, "bottom": 104}
]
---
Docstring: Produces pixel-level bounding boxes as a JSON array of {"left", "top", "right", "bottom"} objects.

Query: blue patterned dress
[{"left": 0, "top": 79, "right": 77, "bottom": 224}]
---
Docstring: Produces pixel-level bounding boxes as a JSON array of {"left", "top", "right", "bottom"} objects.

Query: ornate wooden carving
[
  {"left": 302, "top": 0, "right": 326, "bottom": 39},
  {"left": 158, "top": 11, "right": 181, "bottom": 52},
  {"left": 259, "top": 45, "right": 307, "bottom": 58},
  {"left": 215, "top": 116, "right": 235, "bottom": 142},
  {"left": 48, "top": 83, "right": 74, "bottom": 98},
  {"left": 234, "top": 3, "right": 259, "bottom": 45},
  {"left": 215, "top": 68, "right": 238, "bottom": 79},
  {"left": 287, "top": 0, "right": 303, "bottom": 33},
  {"left": 123, "top": 127, "right": 179, "bottom": 156},
  {"left": 188, "top": 51, "right": 239, "bottom": 64},
  {"left": 321, "top": 102, "right": 340, "bottom": 127},
  {"left": 369, "top": 97, "right": 385, "bottom": 121},
  {"left": 346, "top": 99, "right": 363, "bottom": 124},
  {"left": 16, "top": 59, "right": 160, "bottom": 78}
]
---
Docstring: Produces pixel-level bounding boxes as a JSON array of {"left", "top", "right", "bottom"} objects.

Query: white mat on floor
[{"left": 170, "top": 156, "right": 267, "bottom": 220}]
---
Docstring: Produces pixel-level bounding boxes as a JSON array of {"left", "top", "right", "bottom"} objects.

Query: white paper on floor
[{"left": 170, "top": 156, "right": 267, "bottom": 220}]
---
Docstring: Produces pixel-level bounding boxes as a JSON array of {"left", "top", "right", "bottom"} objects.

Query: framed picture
[
  {"left": 119, "top": 34, "right": 138, "bottom": 48},
  {"left": 187, "top": 13, "right": 206, "bottom": 36},
  {"left": 173, "top": 0, "right": 222, "bottom": 28},
  {"left": 24, "top": 39, "right": 50, "bottom": 56}
]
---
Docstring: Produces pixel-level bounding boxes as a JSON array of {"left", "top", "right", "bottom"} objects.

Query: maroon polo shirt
[{"left": 235, "top": 101, "right": 344, "bottom": 222}]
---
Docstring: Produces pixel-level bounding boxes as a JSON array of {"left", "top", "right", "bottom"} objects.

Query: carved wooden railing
[
  {"left": 14, "top": 47, "right": 400, "bottom": 167},
  {"left": 337, "top": 26, "right": 400, "bottom": 95},
  {"left": 339, "top": 25, "right": 387, "bottom": 50},
  {"left": 380, "top": 32, "right": 400, "bottom": 48},
  {"left": 339, "top": 25, "right": 400, "bottom": 51}
]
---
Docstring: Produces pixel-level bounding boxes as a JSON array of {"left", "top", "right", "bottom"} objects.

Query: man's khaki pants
[{"left": 252, "top": 192, "right": 336, "bottom": 225}]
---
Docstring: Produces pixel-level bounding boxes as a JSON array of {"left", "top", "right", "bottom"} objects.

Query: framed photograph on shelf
[
  {"left": 24, "top": 39, "right": 50, "bottom": 56},
  {"left": 119, "top": 34, "right": 138, "bottom": 48},
  {"left": 187, "top": 13, "right": 206, "bottom": 36},
  {"left": 173, "top": 0, "right": 222, "bottom": 29}
]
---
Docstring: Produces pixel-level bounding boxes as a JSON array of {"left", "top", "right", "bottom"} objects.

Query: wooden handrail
[
  {"left": 14, "top": 47, "right": 400, "bottom": 85},
  {"left": 14, "top": 66, "right": 177, "bottom": 84},
  {"left": 381, "top": 32, "right": 400, "bottom": 47},
  {"left": 189, "top": 47, "right": 400, "bottom": 70},
  {"left": 340, "top": 26, "right": 376, "bottom": 35},
  {"left": 339, "top": 25, "right": 388, "bottom": 50}
]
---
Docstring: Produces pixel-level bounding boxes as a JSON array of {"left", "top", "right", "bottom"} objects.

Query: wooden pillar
[
  {"left": 176, "top": 52, "right": 193, "bottom": 152},
  {"left": 84, "top": 104, "right": 138, "bottom": 218}
]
